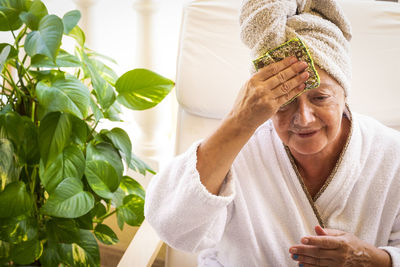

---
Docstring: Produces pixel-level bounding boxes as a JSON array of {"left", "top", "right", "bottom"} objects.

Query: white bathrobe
[{"left": 145, "top": 113, "right": 400, "bottom": 267}]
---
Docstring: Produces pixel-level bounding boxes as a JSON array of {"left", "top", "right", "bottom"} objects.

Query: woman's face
[{"left": 272, "top": 68, "right": 347, "bottom": 156}]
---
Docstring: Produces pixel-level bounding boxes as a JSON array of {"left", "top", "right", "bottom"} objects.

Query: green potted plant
[{"left": 0, "top": 0, "right": 174, "bottom": 266}]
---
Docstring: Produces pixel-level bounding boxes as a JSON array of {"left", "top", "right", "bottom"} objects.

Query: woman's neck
[{"left": 290, "top": 116, "right": 351, "bottom": 197}]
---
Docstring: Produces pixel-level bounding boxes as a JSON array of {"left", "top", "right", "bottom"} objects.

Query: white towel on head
[{"left": 239, "top": 0, "right": 352, "bottom": 95}]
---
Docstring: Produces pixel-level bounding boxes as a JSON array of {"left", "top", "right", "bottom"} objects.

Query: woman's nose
[{"left": 292, "top": 100, "right": 315, "bottom": 126}]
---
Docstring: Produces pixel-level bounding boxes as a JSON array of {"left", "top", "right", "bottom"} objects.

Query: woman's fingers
[
  {"left": 292, "top": 253, "right": 334, "bottom": 266},
  {"left": 290, "top": 245, "right": 339, "bottom": 267},
  {"left": 230, "top": 56, "right": 310, "bottom": 129},
  {"left": 315, "top": 226, "right": 328, "bottom": 236},
  {"left": 301, "top": 236, "right": 341, "bottom": 249},
  {"left": 253, "top": 56, "right": 299, "bottom": 81},
  {"left": 266, "top": 60, "right": 309, "bottom": 89},
  {"left": 272, "top": 72, "right": 309, "bottom": 105}
]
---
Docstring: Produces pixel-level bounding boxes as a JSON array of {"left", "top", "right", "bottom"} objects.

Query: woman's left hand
[{"left": 289, "top": 226, "right": 392, "bottom": 267}]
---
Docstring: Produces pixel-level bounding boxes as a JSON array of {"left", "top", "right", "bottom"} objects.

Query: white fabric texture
[
  {"left": 145, "top": 113, "right": 400, "bottom": 266},
  {"left": 239, "top": 0, "right": 352, "bottom": 95}
]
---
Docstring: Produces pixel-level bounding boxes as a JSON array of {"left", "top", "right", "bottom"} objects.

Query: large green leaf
[
  {"left": 24, "top": 14, "right": 63, "bottom": 61},
  {"left": 0, "top": 215, "right": 38, "bottom": 244},
  {"left": 91, "top": 202, "right": 106, "bottom": 219},
  {"left": 86, "top": 142, "right": 123, "bottom": 178},
  {"left": 21, "top": 116, "right": 40, "bottom": 165},
  {"left": 116, "top": 209, "right": 124, "bottom": 230},
  {"left": 0, "top": 182, "right": 32, "bottom": 218},
  {"left": 117, "top": 194, "right": 144, "bottom": 226},
  {"left": 111, "top": 187, "right": 125, "bottom": 207},
  {"left": 70, "top": 229, "right": 99, "bottom": 267},
  {"left": 46, "top": 218, "right": 80, "bottom": 244},
  {"left": 0, "top": 43, "right": 17, "bottom": 59},
  {"left": 0, "top": 0, "right": 27, "bottom": 31},
  {"left": 28, "top": 69, "right": 65, "bottom": 84},
  {"left": 10, "top": 238, "right": 42, "bottom": 265},
  {"left": 101, "top": 127, "right": 132, "bottom": 165},
  {"left": 68, "top": 25, "right": 85, "bottom": 47},
  {"left": 103, "top": 101, "right": 122, "bottom": 121},
  {"left": 31, "top": 49, "right": 81, "bottom": 68},
  {"left": 94, "top": 224, "right": 118, "bottom": 245},
  {"left": 69, "top": 114, "right": 89, "bottom": 146},
  {"left": 85, "top": 160, "right": 120, "bottom": 199},
  {"left": 129, "top": 152, "right": 155, "bottom": 175},
  {"left": 119, "top": 176, "right": 145, "bottom": 199},
  {"left": 0, "top": 112, "right": 39, "bottom": 165},
  {"left": 0, "top": 139, "right": 19, "bottom": 190},
  {"left": 42, "top": 228, "right": 99, "bottom": 267},
  {"left": 75, "top": 211, "right": 93, "bottom": 230},
  {"left": 89, "top": 57, "right": 118, "bottom": 85},
  {"left": 38, "top": 112, "right": 72, "bottom": 167},
  {"left": 19, "top": 0, "right": 48, "bottom": 30},
  {"left": 89, "top": 96, "right": 103, "bottom": 122},
  {"left": 0, "top": 112, "right": 24, "bottom": 152},
  {"left": 36, "top": 76, "right": 90, "bottom": 119},
  {"left": 116, "top": 68, "right": 174, "bottom": 110},
  {"left": 41, "top": 177, "right": 94, "bottom": 218},
  {"left": 81, "top": 51, "right": 115, "bottom": 109},
  {"left": 39, "top": 145, "right": 85, "bottom": 194},
  {"left": 62, "top": 10, "right": 80, "bottom": 34},
  {"left": 40, "top": 244, "right": 60, "bottom": 267}
]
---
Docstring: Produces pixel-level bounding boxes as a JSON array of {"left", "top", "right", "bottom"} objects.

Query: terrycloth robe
[{"left": 145, "top": 113, "right": 400, "bottom": 267}]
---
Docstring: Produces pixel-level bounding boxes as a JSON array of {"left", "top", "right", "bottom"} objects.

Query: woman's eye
[{"left": 314, "top": 96, "right": 328, "bottom": 101}]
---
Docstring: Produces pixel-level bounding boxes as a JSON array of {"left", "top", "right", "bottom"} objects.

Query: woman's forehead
[{"left": 314, "top": 67, "right": 344, "bottom": 94}]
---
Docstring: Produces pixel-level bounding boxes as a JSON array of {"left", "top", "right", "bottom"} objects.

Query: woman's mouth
[{"left": 296, "top": 130, "right": 318, "bottom": 138}]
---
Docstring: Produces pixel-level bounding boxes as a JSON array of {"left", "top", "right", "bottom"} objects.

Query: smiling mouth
[{"left": 296, "top": 130, "right": 318, "bottom": 138}]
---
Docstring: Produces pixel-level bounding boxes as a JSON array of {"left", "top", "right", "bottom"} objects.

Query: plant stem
[
  {"left": 10, "top": 28, "right": 17, "bottom": 40},
  {"left": 96, "top": 209, "right": 117, "bottom": 222},
  {"left": 1, "top": 71, "right": 15, "bottom": 89},
  {"left": 88, "top": 120, "right": 99, "bottom": 140},
  {"left": 31, "top": 101, "right": 36, "bottom": 122},
  {"left": 20, "top": 54, "right": 33, "bottom": 87},
  {"left": 14, "top": 26, "right": 27, "bottom": 49},
  {"left": 3, "top": 69, "right": 24, "bottom": 97}
]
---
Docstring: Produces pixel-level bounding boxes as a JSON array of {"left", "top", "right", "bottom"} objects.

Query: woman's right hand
[
  {"left": 229, "top": 56, "right": 310, "bottom": 131},
  {"left": 196, "top": 56, "right": 309, "bottom": 195}
]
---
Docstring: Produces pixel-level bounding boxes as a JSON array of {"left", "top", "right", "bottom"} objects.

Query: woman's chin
[{"left": 289, "top": 140, "right": 327, "bottom": 156}]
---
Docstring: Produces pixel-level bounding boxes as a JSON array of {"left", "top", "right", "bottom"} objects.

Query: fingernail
[
  {"left": 299, "top": 61, "right": 308, "bottom": 68},
  {"left": 301, "top": 72, "right": 309, "bottom": 78},
  {"left": 302, "top": 238, "right": 309, "bottom": 244},
  {"left": 293, "top": 254, "right": 299, "bottom": 260},
  {"left": 290, "top": 248, "right": 297, "bottom": 253},
  {"left": 289, "top": 56, "right": 298, "bottom": 64}
]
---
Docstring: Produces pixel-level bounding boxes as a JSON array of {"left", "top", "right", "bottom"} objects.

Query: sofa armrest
[{"left": 118, "top": 220, "right": 163, "bottom": 267}]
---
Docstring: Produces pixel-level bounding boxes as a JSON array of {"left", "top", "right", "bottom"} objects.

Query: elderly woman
[{"left": 145, "top": 0, "right": 400, "bottom": 266}]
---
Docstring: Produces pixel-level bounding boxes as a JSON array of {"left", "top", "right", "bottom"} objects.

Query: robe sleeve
[
  {"left": 144, "top": 141, "right": 236, "bottom": 253},
  {"left": 379, "top": 211, "right": 400, "bottom": 266}
]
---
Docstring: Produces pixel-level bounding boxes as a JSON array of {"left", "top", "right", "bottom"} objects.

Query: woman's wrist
[
  {"left": 369, "top": 247, "right": 392, "bottom": 267},
  {"left": 225, "top": 111, "right": 259, "bottom": 138}
]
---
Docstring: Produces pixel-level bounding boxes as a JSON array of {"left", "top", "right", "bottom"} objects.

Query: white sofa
[{"left": 119, "top": 0, "right": 400, "bottom": 266}]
